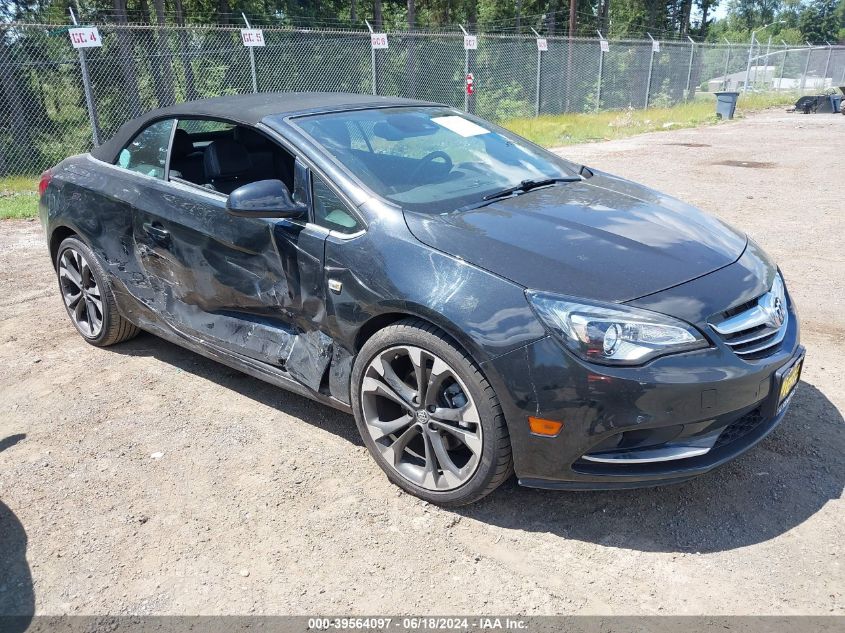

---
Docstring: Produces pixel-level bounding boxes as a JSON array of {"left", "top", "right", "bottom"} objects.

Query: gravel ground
[{"left": 0, "top": 110, "right": 842, "bottom": 616}]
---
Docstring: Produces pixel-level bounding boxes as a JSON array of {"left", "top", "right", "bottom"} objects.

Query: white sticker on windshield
[{"left": 431, "top": 116, "right": 489, "bottom": 138}]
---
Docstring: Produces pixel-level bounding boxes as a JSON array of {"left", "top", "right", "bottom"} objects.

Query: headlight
[{"left": 527, "top": 291, "right": 708, "bottom": 366}]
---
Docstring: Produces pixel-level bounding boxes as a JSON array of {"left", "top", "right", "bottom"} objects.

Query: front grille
[
  {"left": 709, "top": 276, "right": 788, "bottom": 360},
  {"left": 712, "top": 408, "right": 764, "bottom": 449}
]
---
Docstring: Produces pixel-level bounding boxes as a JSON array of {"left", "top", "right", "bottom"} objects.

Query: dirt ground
[{"left": 0, "top": 110, "right": 843, "bottom": 616}]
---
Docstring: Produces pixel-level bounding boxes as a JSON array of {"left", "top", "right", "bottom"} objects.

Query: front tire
[
  {"left": 55, "top": 236, "right": 140, "bottom": 347},
  {"left": 351, "top": 319, "right": 512, "bottom": 506}
]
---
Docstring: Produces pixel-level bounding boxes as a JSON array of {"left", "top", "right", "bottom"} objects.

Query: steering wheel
[{"left": 408, "top": 151, "right": 453, "bottom": 183}]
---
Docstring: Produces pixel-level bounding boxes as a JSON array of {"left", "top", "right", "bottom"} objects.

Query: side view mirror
[{"left": 226, "top": 179, "right": 307, "bottom": 219}]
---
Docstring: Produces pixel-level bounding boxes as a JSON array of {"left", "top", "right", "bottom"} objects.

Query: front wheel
[{"left": 351, "top": 319, "right": 513, "bottom": 506}]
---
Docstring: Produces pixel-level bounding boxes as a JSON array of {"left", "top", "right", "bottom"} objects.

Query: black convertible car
[{"left": 38, "top": 92, "right": 803, "bottom": 505}]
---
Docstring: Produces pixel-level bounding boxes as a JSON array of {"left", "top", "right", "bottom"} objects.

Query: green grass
[
  {"left": 0, "top": 176, "right": 38, "bottom": 220},
  {"left": 502, "top": 92, "right": 798, "bottom": 148},
  {"left": 0, "top": 92, "right": 798, "bottom": 221}
]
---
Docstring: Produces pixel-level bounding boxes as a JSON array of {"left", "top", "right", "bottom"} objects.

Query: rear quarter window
[{"left": 117, "top": 119, "right": 175, "bottom": 179}]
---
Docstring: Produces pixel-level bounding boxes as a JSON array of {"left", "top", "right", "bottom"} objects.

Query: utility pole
[{"left": 569, "top": 0, "right": 577, "bottom": 37}]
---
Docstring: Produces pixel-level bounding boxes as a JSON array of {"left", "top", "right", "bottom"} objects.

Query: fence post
[
  {"left": 761, "top": 34, "right": 772, "bottom": 90},
  {"left": 241, "top": 13, "right": 258, "bottom": 93},
  {"left": 778, "top": 41, "right": 787, "bottom": 90},
  {"left": 69, "top": 8, "right": 101, "bottom": 146},
  {"left": 365, "top": 20, "right": 378, "bottom": 95},
  {"left": 595, "top": 31, "right": 605, "bottom": 112},
  {"left": 645, "top": 33, "right": 656, "bottom": 109},
  {"left": 743, "top": 34, "right": 756, "bottom": 92},
  {"left": 823, "top": 42, "right": 832, "bottom": 86},
  {"left": 722, "top": 38, "right": 731, "bottom": 90},
  {"left": 685, "top": 36, "right": 695, "bottom": 100},
  {"left": 459, "top": 24, "right": 470, "bottom": 112},
  {"left": 531, "top": 28, "right": 542, "bottom": 116},
  {"left": 800, "top": 43, "right": 812, "bottom": 91}
]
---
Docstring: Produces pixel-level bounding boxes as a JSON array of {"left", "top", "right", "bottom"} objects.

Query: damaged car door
[{"left": 130, "top": 128, "right": 332, "bottom": 391}]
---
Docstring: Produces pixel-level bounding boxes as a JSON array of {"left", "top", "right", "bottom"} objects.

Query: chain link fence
[{"left": 2, "top": 21, "right": 844, "bottom": 177}]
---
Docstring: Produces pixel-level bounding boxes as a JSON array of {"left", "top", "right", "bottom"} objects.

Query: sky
[{"left": 713, "top": 4, "right": 730, "bottom": 20}]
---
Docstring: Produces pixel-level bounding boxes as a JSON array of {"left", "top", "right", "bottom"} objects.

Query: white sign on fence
[
  {"left": 240, "top": 29, "right": 265, "bottom": 47},
  {"left": 464, "top": 35, "right": 478, "bottom": 50},
  {"left": 536, "top": 38, "right": 548, "bottom": 52},
  {"left": 68, "top": 27, "right": 102, "bottom": 49},
  {"left": 600, "top": 39, "right": 610, "bottom": 53},
  {"left": 652, "top": 40, "right": 661, "bottom": 52},
  {"left": 371, "top": 33, "right": 389, "bottom": 49}
]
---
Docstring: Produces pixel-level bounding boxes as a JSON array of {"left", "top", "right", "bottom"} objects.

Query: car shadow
[
  {"left": 113, "top": 333, "right": 362, "bottom": 446},
  {"left": 0, "top": 434, "right": 34, "bottom": 632},
  {"left": 459, "top": 380, "right": 844, "bottom": 553},
  {"left": 112, "top": 334, "right": 842, "bottom": 554}
]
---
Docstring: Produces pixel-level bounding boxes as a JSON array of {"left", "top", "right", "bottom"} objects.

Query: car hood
[{"left": 403, "top": 171, "right": 747, "bottom": 303}]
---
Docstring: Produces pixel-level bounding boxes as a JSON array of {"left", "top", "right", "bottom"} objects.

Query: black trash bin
[{"left": 714, "top": 91, "right": 740, "bottom": 119}]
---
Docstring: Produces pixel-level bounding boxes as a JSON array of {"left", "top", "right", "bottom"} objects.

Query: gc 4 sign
[
  {"left": 536, "top": 38, "right": 548, "bottom": 52},
  {"left": 600, "top": 39, "right": 610, "bottom": 53},
  {"left": 652, "top": 39, "right": 661, "bottom": 52},
  {"left": 371, "top": 33, "right": 388, "bottom": 49},
  {"left": 240, "top": 29, "right": 265, "bottom": 47},
  {"left": 68, "top": 27, "right": 101, "bottom": 49},
  {"left": 464, "top": 35, "right": 478, "bottom": 50}
]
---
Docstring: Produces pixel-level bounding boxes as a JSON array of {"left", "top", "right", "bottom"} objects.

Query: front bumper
[{"left": 482, "top": 299, "right": 802, "bottom": 491}]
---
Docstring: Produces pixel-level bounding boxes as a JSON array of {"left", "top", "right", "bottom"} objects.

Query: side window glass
[
  {"left": 312, "top": 174, "right": 362, "bottom": 234},
  {"left": 117, "top": 119, "right": 174, "bottom": 179}
]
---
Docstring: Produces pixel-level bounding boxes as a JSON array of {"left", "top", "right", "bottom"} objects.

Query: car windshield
[{"left": 290, "top": 107, "right": 578, "bottom": 213}]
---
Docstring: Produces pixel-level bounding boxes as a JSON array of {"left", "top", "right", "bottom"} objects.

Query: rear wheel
[
  {"left": 56, "top": 236, "right": 140, "bottom": 347},
  {"left": 351, "top": 319, "right": 512, "bottom": 506}
]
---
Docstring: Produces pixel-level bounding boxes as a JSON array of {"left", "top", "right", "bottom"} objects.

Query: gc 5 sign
[{"left": 241, "top": 29, "right": 265, "bottom": 47}]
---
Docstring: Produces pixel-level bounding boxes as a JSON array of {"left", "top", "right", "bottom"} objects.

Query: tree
[
  {"left": 217, "top": 0, "right": 232, "bottom": 24},
  {"left": 799, "top": 0, "right": 840, "bottom": 42},
  {"left": 174, "top": 0, "right": 198, "bottom": 100},
  {"left": 112, "top": 0, "right": 142, "bottom": 118},
  {"left": 374, "top": 0, "right": 383, "bottom": 29},
  {"left": 696, "top": 0, "right": 721, "bottom": 37}
]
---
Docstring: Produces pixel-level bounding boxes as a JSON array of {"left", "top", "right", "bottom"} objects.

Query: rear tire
[
  {"left": 351, "top": 318, "right": 512, "bottom": 506},
  {"left": 55, "top": 236, "right": 140, "bottom": 347}
]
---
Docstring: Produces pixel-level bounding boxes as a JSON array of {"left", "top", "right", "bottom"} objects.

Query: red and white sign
[
  {"left": 68, "top": 27, "right": 101, "bottom": 49},
  {"left": 370, "top": 33, "right": 388, "bottom": 49},
  {"left": 652, "top": 40, "right": 661, "bottom": 52},
  {"left": 466, "top": 73, "right": 474, "bottom": 95},
  {"left": 600, "top": 39, "right": 610, "bottom": 53},
  {"left": 464, "top": 35, "right": 478, "bottom": 50},
  {"left": 240, "top": 29, "right": 265, "bottom": 47},
  {"left": 536, "top": 38, "right": 548, "bottom": 52}
]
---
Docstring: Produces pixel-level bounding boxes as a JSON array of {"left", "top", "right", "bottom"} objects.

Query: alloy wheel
[
  {"left": 58, "top": 247, "right": 103, "bottom": 338},
  {"left": 360, "top": 345, "right": 483, "bottom": 491}
]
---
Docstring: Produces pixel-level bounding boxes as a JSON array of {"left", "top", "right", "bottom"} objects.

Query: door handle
[{"left": 143, "top": 222, "right": 170, "bottom": 246}]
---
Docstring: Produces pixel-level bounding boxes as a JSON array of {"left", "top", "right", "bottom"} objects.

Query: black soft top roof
[{"left": 91, "top": 91, "right": 442, "bottom": 164}]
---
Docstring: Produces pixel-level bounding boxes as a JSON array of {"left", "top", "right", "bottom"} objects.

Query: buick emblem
[
  {"left": 761, "top": 292, "right": 785, "bottom": 329},
  {"left": 772, "top": 297, "right": 785, "bottom": 326}
]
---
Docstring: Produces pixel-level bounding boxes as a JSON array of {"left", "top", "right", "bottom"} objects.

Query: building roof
[{"left": 91, "top": 92, "right": 441, "bottom": 164}]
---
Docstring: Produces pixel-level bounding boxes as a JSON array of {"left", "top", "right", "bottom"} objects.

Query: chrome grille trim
[
  {"left": 711, "top": 304, "right": 772, "bottom": 335},
  {"left": 709, "top": 274, "right": 788, "bottom": 359}
]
